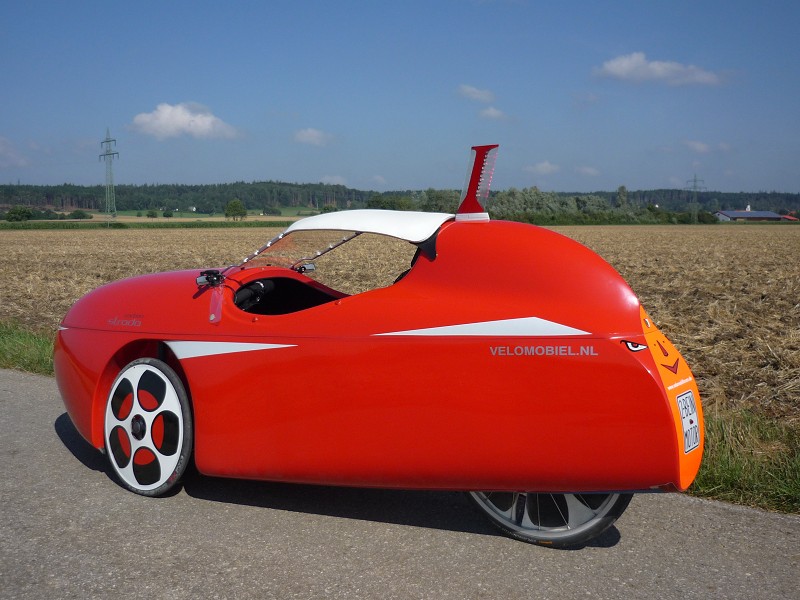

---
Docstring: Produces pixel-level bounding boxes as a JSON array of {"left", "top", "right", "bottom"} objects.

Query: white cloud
[
  {"left": 685, "top": 140, "right": 711, "bottom": 154},
  {"left": 458, "top": 84, "right": 495, "bottom": 103},
  {"left": 294, "top": 128, "right": 333, "bottom": 147},
  {"left": 480, "top": 106, "right": 506, "bottom": 120},
  {"left": 576, "top": 166, "right": 600, "bottom": 176},
  {"left": 131, "top": 102, "right": 238, "bottom": 140},
  {"left": 718, "top": 142, "right": 732, "bottom": 152},
  {"left": 369, "top": 175, "right": 387, "bottom": 186},
  {"left": 321, "top": 175, "right": 346, "bottom": 185},
  {"left": 594, "top": 52, "right": 721, "bottom": 86},
  {"left": 0, "top": 137, "right": 30, "bottom": 168},
  {"left": 525, "top": 161, "right": 560, "bottom": 175}
]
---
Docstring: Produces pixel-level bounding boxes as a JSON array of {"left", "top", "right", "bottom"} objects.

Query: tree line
[
  {"left": 0, "top": 181, "right": 370, "bottom": 215},
  {"left": 368, "top": 187, "right": 721, "bottom": 224},
  {"left": 2, "top": 181, "right": 798, "bottom": 224}
]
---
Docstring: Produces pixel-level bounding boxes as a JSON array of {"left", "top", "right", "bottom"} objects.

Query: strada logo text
[
  {"left": 490, "top": 345, "right": 598, "bottom": 357},
  {"left": 108, "top": 314, "right": 143, "bottom": 328}
]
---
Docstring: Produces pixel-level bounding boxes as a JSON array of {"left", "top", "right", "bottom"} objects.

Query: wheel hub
[{"left": 131, "top": 414, "right": 146, "bottom": 440}]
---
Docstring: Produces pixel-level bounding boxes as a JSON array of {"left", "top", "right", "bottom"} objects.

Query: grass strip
[
  {"left": 0, "top": 322, "right": 54, "bottom": 375},
  {"left": 691, "top": 410, "right": 800, "bottom": 512}
]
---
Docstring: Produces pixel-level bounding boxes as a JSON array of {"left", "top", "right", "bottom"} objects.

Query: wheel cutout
[
  {"left": 108, "top": 425, "right": 131, "bottom": 468},
  {"left": 137, "top": 369, "right": 166, "bottom": 411},
  {"left": 151, "top": 412, "right": 164, "bottom": 448},
  {"left": 110, "top": 379, "right": 133, "bottom": 420},
  {"left": 151, "top": 411, "right": 180, "bottom": 456},
  {"left": 132, "top": 448, "right": 160, "bottom": 485}
]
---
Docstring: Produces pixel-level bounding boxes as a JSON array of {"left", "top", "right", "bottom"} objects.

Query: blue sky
[{"left": 1, "top": 0, "right": 798, "bottom": 193}]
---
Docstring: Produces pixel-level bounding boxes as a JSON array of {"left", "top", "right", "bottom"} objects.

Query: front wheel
[
  {"left": 468, "top": 492, "right": 632, "bottom": 547},
  {"left": 104, "top": 358, "right": 193, "bottom": 496}
]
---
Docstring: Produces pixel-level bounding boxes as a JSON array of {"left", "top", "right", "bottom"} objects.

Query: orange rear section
[{"left": 639, "top": 307, "right": 704, "bottom": 490}]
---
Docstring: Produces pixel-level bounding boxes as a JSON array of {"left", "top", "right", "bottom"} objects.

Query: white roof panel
[{"left": 284, "top": 209, "right": 454, "bottom": 243}]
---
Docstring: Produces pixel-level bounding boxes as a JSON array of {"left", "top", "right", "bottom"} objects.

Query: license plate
[{"left": 675, "top": 390, "right": 700, "bottom": 453}]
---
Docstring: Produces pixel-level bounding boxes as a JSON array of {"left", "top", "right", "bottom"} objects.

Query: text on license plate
[{"left": 675, "top": 390, "right": 700, "bottom": 453}]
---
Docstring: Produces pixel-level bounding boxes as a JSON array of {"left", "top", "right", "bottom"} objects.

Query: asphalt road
[{"left": 1, "top": 368, "right": 798, "bottom": 600}]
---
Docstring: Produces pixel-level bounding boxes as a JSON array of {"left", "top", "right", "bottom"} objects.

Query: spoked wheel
[
  {"left": 104, "top": 358, "right": 193, "bottom": 496},
  {"left": 468, "top": 491, "right": 633, "bottom": 547}
]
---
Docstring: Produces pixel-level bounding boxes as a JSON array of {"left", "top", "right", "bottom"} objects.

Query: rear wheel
[
  {"left": 104, "top": 358, "right": 193, "bottom": 496},
  {"left": 468, "top": 492, "right": 632, "bottom": 547}
]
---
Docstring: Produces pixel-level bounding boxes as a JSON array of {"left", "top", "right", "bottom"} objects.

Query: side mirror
[
  {"left": 296, "top": 263, "right": 316, "bottom": 274},
  {"left": 197, "top": 269, "right": 224, "bottom": 287}
]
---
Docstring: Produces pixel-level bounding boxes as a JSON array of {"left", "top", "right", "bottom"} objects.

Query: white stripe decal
[
  {"left": 374, "top": 316, "right": 589, "bottom": 337},
  {"left": 165, "top": 341, "right": 296, "bottom": 360}
]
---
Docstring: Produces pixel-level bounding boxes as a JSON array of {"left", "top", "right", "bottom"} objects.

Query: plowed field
[{"left": 1, "top": 224, "right": 797, "bottom": 422}]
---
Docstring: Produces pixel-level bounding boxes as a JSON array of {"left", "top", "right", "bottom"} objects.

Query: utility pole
[
  {"left": 685, "top": 174, "right": 706, "bottom": 224},
  {"left": 99, "top": 128, "right": 119, "bottom": 224}
]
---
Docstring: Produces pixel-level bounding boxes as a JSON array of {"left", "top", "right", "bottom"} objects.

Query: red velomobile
[{"left": 55, "top": 145, "right": 704, "bottom": 547}]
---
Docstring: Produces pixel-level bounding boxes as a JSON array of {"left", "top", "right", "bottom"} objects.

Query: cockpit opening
[{"left": 234, "top": 277, "right": 343, "bottom": 315}]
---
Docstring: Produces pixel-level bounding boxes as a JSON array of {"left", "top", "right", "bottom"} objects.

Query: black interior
[{"left": 234, "top": 277, "right": 340, "bottom": 315}]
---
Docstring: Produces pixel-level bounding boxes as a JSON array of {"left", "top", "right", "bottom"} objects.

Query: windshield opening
[{"left": 236, "top": 229, "right": 418, "bottom": 295}]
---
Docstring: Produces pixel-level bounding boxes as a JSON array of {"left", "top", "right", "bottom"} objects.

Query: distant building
[{"left": 715, "top": 210, "right": 783, "bottom": 222}]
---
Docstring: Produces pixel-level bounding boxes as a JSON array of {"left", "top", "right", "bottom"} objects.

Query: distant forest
[
  {"left": 2, "top": 181, "right": 798, "bottom": 225},
  {"left": 0, "top": 181, "right": 369, "bottom": 214}
]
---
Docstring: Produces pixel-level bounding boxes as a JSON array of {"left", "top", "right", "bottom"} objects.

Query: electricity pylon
[
  {"left": 685, "top": 174, "right": 706, "bottom": 224},
  {"left": 99, "top": 128, "right": 119, "bottom": 223}
]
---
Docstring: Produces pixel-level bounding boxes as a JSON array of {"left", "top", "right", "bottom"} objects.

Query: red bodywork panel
[{"left": 54, "top": 218, "right": 703, "bottom": 493}]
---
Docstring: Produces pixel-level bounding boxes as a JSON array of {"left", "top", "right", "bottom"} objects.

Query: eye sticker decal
[{"left": 622, "top": 340, "right": 648, "bottom": 352}]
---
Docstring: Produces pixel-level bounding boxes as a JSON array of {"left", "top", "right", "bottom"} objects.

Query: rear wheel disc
[
  {"left": 468, "top": 491, "right": 632, "bottom": 547},
  {"left": 104, "top": 358, "right": 192, "bottom": 496}
]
